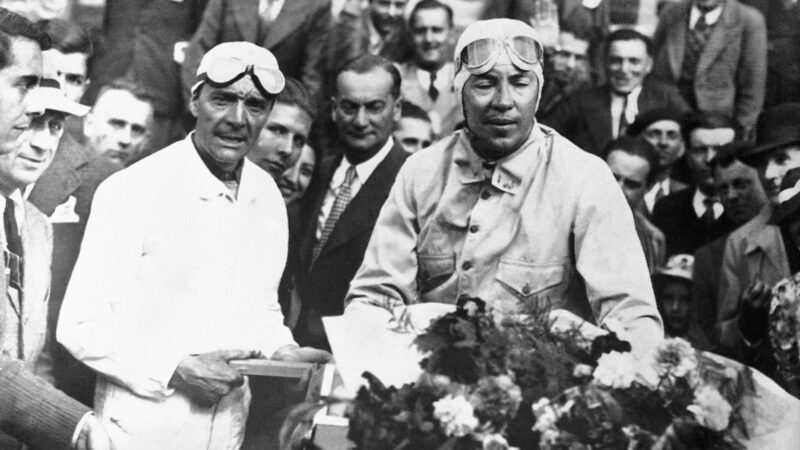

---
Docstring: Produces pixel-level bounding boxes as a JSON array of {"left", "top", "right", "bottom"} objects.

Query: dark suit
[
  {"left": 28, "top": 133, "right": 121, "bottom": 406},
  {"left": 652, "top": 188, "right": 737, "bottom": 257},
  {"left": 651, "top": 0, "right": 767, "bottom": 131},
  {"left": 85, "top": 0, "right": 210, "bottom": 154},
  {"left": 182, "top": 0, "right": 332, "bottom": 102},
  {"left": 692, "top": 234, "right": 729, "bottom": 342},
  {"left": 293, "top": 143, "right": 409, "bottom": 350},
  {"left": 541, "top": 80, "right": 691, "bottom": 155}
]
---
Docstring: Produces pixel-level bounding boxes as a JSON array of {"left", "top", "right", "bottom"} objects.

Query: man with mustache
[
  {"left": 715, "top": 103, "right": 800, "bottom": 361},
  {"left": 345, "top": 20, "right": 663, "bottom": 354},
  {"left": 543, "top": 28, "right": 690, "bottom": 156},
  {"left": 652, "top": 112, "right": 739, "bottom": 256},
  {"left": 292, "top": 54, "right": 409, "bottom": 350},
  {"left": 58, "top": 42, "right": 330, "bottom": 448},
  {"left": 397, "top": 0, "right": 462, "bottom": 138}
]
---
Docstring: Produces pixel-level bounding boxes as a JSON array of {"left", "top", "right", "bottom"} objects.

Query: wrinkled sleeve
[
  {"left": 57, "top": 176, "right": 180, "bottom": 400},
  {"left": 572, "top": 159, "right": 663, "bottom": 351},
  {"left": 734, "top": 7, "right": 767, "bottom": 131},
  {"left": 345, "top": 162, "right": 419, "bottom": 310}
]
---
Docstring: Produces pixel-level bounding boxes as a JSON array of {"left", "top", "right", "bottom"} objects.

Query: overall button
[
  {"left": 469, "top": 225, "right": 479, "bottom": 233},
  {"left": 461, "top": 261, "right": 473, "bottom": 271},
  {"left": 480, "top": 191, "right": 491, "bottom": 200}
]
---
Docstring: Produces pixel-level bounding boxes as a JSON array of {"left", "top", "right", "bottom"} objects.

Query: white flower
[
  {"left": 687, "top": 386, "right": 733, "bottom": 431},
  {"left": 433, "top": 395, "right": 479, "bottom": 437},
  {"left": 531, "top": 398, "right": 559, "bottom": 432},
  {"left": 593, "top": 351, "right": 638, "bottom": 389},
  {"left": 654, "top": 338, "right": 697, "bottom": 378},
  {"left": 482, "top": 433, "right": 509, "bottom": 450},
  {"left": 572, "top": 364, "right": 594, "bottom": 378}
]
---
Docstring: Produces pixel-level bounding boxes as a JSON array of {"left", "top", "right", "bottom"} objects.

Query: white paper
[{"left": 322, "top": 303, "right": 455, "bottom": 394}]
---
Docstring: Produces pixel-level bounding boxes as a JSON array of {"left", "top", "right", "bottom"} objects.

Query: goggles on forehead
[
  {"left": 456, "top": 36, "right": 544, "bottom": 75},
  {"left": 196, "top": 57, "right": 284, "bottom": 98}
]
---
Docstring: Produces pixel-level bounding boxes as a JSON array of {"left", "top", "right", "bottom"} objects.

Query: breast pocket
[
  {"left": 417, "top": 253, "right": 456, "bottom": 296},
  {"left": 495, "top": 260, "right": 566, "bottom": 311}
]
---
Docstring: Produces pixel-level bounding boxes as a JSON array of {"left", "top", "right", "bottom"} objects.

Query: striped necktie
[{"left": 313, "top": 165, "right": 357, "bottom": 263}]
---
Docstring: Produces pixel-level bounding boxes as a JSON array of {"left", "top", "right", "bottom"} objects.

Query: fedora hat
[{"left": 740, "top": 103, "right": 800, "bottom": 166}]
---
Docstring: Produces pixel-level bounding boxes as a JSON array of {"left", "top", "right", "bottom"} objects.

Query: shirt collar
[
  {"left": 331, "top": 137, "right": 395, "bottom": 187},
  {"left": 0, "top": 190, "right": 25, "bottom": 231},
  {"left": 454, "top": 125, "right": 545, "bottom": 194},
  {"left": 415, "top": 63, "right": 452, "bottom": 88},
  {"left": 692, "top": 187, "right": 724, "bottom": 219},
  {"left": 690, "top": 3, "right": 724, "bottom": 28}
]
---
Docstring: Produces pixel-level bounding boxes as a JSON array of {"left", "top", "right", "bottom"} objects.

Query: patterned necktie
[
  {"left": 313, "top": 165, "right": 357, "bottom": 263},
  {"left": 428, "top": 71, "right": 439, "bottom": 102}
]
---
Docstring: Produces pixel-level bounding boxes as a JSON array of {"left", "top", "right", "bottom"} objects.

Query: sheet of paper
[{"left": 323, "top": 303, "right": 455, "bottom": 394}]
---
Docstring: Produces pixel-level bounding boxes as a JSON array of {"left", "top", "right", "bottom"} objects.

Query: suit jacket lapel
[
  {"left": 28, "top": 134, "right": 89, "bottom": 215},
  {"left": 317, "top": 144, "right": 406, "bottom": 257},
  {"left": 697, "top": 0, "right": 738, "bottom": 76},
  {"left": 667, "top": 4, "right": 690, "bottom": 80},
  {"left": 263, "top": 0, "right": 307, "bottom": 49},
  {"left": 232, "top": 0, "right": 259, "bottom": 43}
]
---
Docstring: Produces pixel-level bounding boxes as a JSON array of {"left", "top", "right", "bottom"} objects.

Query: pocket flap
[
  {"left": 418, "top": 253, "right": 456, "bottom": 281},
  {"left": 496, "top": 260, "right": 564, "bottom": 297}
]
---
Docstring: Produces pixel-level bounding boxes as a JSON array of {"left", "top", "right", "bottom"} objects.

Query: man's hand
[
  {"left": 74, "top": 415, "right": 113, "bottom": 450},
  {"left": 738, "top": 280, "right": 772, "bottom": 343},
  {"left": 271, "top": 344, "right": 332, "bottom": 364},
  {"left": 169, "top": 349, "right": 260, "bottom": 407}
]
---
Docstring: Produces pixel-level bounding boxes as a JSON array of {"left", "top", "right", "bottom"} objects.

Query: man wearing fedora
[
  {"left": 715, "top": 103, "right": 800, "bottom": 363},
  {"left": 58, "top": 42, "right": 330, "bottom": 448}
]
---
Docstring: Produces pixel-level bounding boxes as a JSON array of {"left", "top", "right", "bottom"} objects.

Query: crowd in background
[{"left": 2, "top": 0, "right": 800, "bottom": 417}]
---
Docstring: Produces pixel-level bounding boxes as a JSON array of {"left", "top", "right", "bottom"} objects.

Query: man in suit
[
  {"left": 651, "top": 0, "right": 767, "bottom": 137},
  {"left": 715, "top": 103, "right": 800, "bottom": 361},
  {"left": 182, "top": 0, "right": 332, "bottom": 105},
  {"left": 543, "top": 28, "right": 691, "bottom": 156},
  {"left": 692, "top": 141, "right": 767, "bottom": 343},
  {"left": 346, "top": 19, "right": 663, "bottom": 353},
  {"left": 85, "top": 0, "right": 210, "bottom": 157},
  {"left": 398, "top": 0, "right": 462, "bottom": 138},
  {"left": 0, "top": 8, "right": 109, "bottom": 449},
  {"left": 627, "top": 108, "right": 692, "bottom": 216},
  {"left": 652, "top": 112, "right": 739, "bottom": 256},
  {"left": 293, "top": 54, "right": 409, "bottom": 350}
]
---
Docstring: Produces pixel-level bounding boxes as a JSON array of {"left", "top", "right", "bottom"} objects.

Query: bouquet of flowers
[
  {"left": 769, "top": 271, "right": 800, "bottom": 397},
  {"left": 344, "top": 297, "right": 755, "bottom": 450}
]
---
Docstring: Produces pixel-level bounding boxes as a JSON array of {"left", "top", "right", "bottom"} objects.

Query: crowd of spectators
[{"left": 1, "top": 0, "right": 800, "bottom": 446}]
